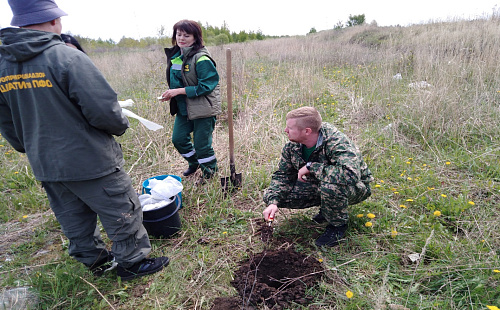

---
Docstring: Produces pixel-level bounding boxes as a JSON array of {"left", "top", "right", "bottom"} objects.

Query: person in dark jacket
[
  {"left": 0, "top": 0, "right": 169, "bottom": 281},
  {"left": 159, "top": 20, "right": 222, "bottom": 184},
  {"left": 263, "top": 107, "right": 373, "bottom": 247},
  {"left": 61, "top": 33, "right": 85, "bottom": 53}
]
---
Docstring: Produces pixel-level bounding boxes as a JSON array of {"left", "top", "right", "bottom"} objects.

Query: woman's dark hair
[
  {"left": 171, "top": 20, "right": 204, "bottom": 51},
  {"left": 61, "top": 34, "right": 86, "bottom": 54}
]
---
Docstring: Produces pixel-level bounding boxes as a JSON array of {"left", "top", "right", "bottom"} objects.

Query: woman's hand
[{"left": 159, "top": 88, "right": 186, "bottom": 101}]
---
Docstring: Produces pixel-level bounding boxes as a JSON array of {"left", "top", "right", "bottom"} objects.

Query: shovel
[{"left": 221, "top": 48, "right": 242, "bottom": 192}]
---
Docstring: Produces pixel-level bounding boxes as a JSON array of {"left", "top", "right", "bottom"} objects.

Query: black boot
[
  {"left": 183, "top": 165, "right": 199, "bottom": 176},
  {"left": 195, "top": 172, "right": 215, "bottom": 186},
  {"left": 87, "top": 254, "right": 115, "bottom": 276},
  {"left": 312, "top": 212, "right": 326, "bottom": 223},
  {"left": 315, "top": 224, "right": 347, "bottom": 247},
  {"left": 117, "top": 257, "right": 170, "bottom": 281}
]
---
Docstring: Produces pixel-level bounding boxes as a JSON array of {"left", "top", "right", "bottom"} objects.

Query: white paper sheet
[{"left": 118, "top": 99, "right": 163, "bottom": 131}]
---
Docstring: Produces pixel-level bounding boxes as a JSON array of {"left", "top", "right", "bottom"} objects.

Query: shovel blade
[{"left": 221, "top": 173, "right": 242, "bottom": 192}]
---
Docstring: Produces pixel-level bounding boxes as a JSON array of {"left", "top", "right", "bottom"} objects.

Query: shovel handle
[{"left": 226, "top": 48, "right": 235, "bottom": 165}]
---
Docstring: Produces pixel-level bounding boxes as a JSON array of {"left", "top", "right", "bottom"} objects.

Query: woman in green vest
[{"left": 160, "top": 20, "right": 222, "bottom": 183}]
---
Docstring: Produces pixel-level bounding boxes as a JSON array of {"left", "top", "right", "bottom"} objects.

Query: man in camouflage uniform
[{"left": 263, "top": 107, "right": 373, "bottom": 247}]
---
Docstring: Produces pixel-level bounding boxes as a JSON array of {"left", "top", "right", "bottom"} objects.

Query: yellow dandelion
[
  {"left": 406, "top": 199, "right": 414, "bottom": 202},
  {"left": 406, "top": 161, "right": 411, "bottom": 164},
  {"left": 222, "top": 231, "right": 228, "bottom": 235},
  {"left": 407, "top": 177, "right": 412, "bottom": 180},
  {"left": 367, "top": 213, "right": 376, "bottom": 219},
  {"left": 427, "top": 187, "right": 435, "bottom": 190},
  {"left": 445, "top": 161, "right": 451, "bottom": 165},
  {"left": 468, "top": 201, "right": 475, "bottom": 205},
  {"left": 493, "top": 269, "right": 500, "bottom": 273},
  {"left": 394, "top": 191, "right": 399, "bottom": 194},
  {"left": 391, "top": 229, "right": 398, "bottom": 238},
  {"left": 486, "top": 306, "right": 500, "bottom": 310},
  {"left": 481, "top": 239, "right": 485, "bottom": 243},
  {"left": 433, "top": 210, "right": 441, "bottom": 216},
  {"left": 318, "top": 258, "right": 323, "bottom": 263},
  {"left": 346, "top": 290, "right": 354, "bottom": 298},
  {"left": 365, "top": 221, "right": 373, "bottom": 227},
  {"left": 22, "top": 215, "right": 28, "bottom": 218},
  {"left": 357, "top": 214, "right": 364, "bottom": 218},
  {"left": 14, "top": 171, "right": 19, "bottom": 174},
  {"left": 380, "top": 180, "right": 384, "bottom": 183},
  {"left": 399, "top": 204, "right": 407, "bottom": 208},
  {"left": 441, "top": 194, "right": 447, "bottom": 198},
  {"left": 375, "top": 184, "right": 381, "bottom": 188}
]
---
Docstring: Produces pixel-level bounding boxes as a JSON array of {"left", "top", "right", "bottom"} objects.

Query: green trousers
[
  {"left": 279, "top": 180, "right": 371, "bottom": 227},
  {"left": 42, "top": 168, "right": 151, "bottom": 269},
  {"left": 172, "top": 115, "right": 218, "bottom": 177}
]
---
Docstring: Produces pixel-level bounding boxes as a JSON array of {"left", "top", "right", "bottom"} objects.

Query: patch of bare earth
[{"left": 211, "top": 221, "right": 324, "bottom": 310}]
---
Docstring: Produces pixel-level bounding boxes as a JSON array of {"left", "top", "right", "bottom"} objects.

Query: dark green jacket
[
  {"left": 0, "top": 28, "right": 128, "bottom": 181},
  {"left": 164, "top": 45, "right": 221, "bottom": 120},
  {"left": 264, "top": 123, "right": 374, "bottom": 206}
]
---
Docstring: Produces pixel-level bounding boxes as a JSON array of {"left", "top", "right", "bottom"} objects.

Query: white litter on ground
[{"left": 408, "top": 81, "right": 432, "bottom": 89}]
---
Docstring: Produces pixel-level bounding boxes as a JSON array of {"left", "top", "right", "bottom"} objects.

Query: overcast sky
[{"left": 1, "top": 0, "right": 498, "bottom": 42}]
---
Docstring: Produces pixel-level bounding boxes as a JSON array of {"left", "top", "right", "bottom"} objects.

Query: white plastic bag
[
  {"left": 150, "top": 176, "right": 183, "bottom": 201},
  {"left": 139, "top": 176, "right": 183, "bottom": 211},
  {"left": 138, "top": 194, "right": 171, "bottom": 211}
]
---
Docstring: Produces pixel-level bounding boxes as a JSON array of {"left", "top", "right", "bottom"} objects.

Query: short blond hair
[{"left": 286, "top": 107, "right": 322, "bottom": 132}]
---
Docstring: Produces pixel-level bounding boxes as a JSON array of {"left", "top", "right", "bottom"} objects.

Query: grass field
[{"left": 1, "top": 18, "right": 499, "bottom": 309}]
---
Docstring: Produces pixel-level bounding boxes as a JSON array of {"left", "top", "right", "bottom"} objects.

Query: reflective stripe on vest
[
  {"left": 197, "top": 55, "right": 210, "bottom": 63},
  {"left": 172, "top": 56, "right": 183, "bottom": 71}
]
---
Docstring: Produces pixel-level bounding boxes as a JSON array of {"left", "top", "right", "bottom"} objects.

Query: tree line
[
  {"left": 308, "top": 14, "right": 367, "bottom": 34},
  {"left": 67, "top": 21, "right": 280, "bottom": 51},
  {"left": 1, "top": 16, "right": 367, "bottom": 50}
]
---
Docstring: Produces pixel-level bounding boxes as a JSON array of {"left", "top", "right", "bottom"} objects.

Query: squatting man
[{"left": 263, "top": 107, "right": 373, "bottom": 247}]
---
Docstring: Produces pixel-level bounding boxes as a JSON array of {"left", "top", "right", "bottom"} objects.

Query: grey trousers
[
  {"left": 278, "top": 180, "right": 371, "bottom": 227},
  {"left": 42, "top": 169, "right": 151, "bottom": 268}
]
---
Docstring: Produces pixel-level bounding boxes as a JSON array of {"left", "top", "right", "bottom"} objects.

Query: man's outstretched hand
[{"left": 263, "top": 204, "right": 278, "bottom": 221}]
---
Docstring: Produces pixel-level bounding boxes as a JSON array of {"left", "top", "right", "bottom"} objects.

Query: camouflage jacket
[{"left": 263, "top": 122, "right": 373, "bottom": 206}]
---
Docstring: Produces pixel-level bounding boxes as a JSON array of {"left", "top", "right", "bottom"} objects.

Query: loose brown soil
[
  {"left": 259, "top": 222, "right": 274, "bottom": 243},
  {"left": 211, "top": 221, "right": 324, "bottom": 310}
]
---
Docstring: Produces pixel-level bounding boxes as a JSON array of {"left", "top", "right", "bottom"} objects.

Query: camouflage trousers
[{"left": 278, "top": 180, "right": 371, "bottom": 227}]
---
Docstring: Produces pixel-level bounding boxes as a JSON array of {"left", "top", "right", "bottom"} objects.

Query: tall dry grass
[{"left": 92, "top": 18, "right": 499, "bottom": 188}]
